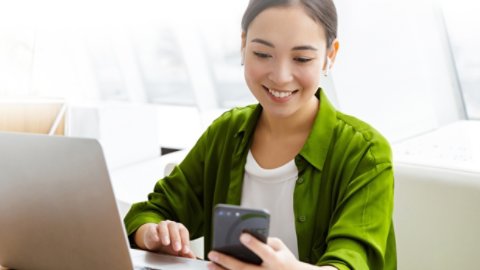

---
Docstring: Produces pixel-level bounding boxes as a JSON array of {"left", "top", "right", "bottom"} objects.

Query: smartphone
[{"left": 212, "top": 204, "right": 270, "bottom": 265}]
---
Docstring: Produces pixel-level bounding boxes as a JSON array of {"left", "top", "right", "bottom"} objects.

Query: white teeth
[{"left": 267, "top": 88, "right": 294, "bottom": 98}]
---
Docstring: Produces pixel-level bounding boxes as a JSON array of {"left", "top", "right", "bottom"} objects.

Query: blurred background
[
  {"left": 1, "top": 0, "right": 478, "bottom": 147},
  {"left": 0, "top": 0, "right": 479, "bottom": 268}
]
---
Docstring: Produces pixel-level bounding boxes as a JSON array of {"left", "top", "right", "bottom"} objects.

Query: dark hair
[{"left": 241, "top": 0, "right": 338, "bottom": 48}]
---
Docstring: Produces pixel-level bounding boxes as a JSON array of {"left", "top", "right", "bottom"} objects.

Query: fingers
[
  {"left": 140, "top": 221, "right": 196, "bottom": 259},
  {"left": 157, "top": 220, "right": 195, "bottom": 258},
  {"left": 208, "top": 251, "right": 260, "bottom": 270},
  {"left": 209, "top": 236, "right": 300, "bottom": 270},
  {"left": 239, "top": 233, "right": 276, "bottom": 262},
  {"left": 178, "top": 223, "right": 192, "bottom": 254},
  {"left": 157, "top": 220, "right": 171, "bottom": 246},
  {"left": 167, "top": 221, "right": 182, "bottom": 251},
  {"left": 142, "top": 223, "right": 161, "bottom": 251},
  {"left": 207, "top": 234, "right": 275, "bottom": 270},
  {"left": 207, "top": 262, "right": 227, "bottom": 270},
  {"left": 266, "top": 237, "right": 286, "bottom": 251},
  {"left": 168, "top": 221, "right": 196, "bottom": 258}
]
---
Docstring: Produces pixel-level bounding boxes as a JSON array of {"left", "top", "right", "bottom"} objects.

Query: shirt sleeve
[
  {"left": 123, "top": 126, "right": 210, "bottom": 241},
  {"left": 317, "top": 141, "right": 395, "bottom": 269}
]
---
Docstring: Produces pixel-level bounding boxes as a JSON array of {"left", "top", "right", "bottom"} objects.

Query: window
[
  {"left": 200, "top": 19, "right": 256, "bottom": 108},
  {"left": 131, "top": 27, "right": 196, "bottom": 106},
  {"left": 441, "top": 0, "right": 480, "bottom": 119},
  {"left": 0, "top": 29, "right": 34, "bottom": 97},
  {"left": 0, "top": 1, "right": 252, "bottom": 110},
  {"left": 86, "top": 31, "right": 130, "bottom": 102}
]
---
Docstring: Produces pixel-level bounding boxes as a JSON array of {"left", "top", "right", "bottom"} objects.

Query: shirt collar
[
  {"left": 234, "top": 105, "right": 262, "bottom": 156},
  {"left": 233, "top": 88, "right": 337, "bottom": 171},
  {"left": 299, "top": 89, "right": 337, "bottom": 171}
]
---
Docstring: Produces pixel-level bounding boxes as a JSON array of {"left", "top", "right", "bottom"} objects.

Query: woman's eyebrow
[
  {"left": 292, "top": 45, "right": 317, "bottom": 51},
  {"left": 251, "top": 38, "right": 274, "bottom": 48},
  {"left": 250, "top": 38, "right": 317, "bottom": 51}
]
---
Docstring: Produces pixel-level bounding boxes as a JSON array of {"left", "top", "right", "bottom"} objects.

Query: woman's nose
[{"left": 268, "top": 60, "right": 294, "bottom": 85}]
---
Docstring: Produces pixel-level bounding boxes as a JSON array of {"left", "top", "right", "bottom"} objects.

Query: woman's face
[{"left": 242, "top": 5, "right": 333, "bottom": 119}]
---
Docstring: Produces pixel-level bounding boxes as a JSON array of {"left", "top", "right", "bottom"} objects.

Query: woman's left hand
[{"left": 207, "top": 233, "right": 306, "bottom": 270}]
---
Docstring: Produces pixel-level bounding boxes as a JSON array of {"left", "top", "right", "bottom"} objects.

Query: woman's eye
[
  {"left": 253, "top": 52, "right": 271, "bottom": 59},
  {"left": 294, "top": 57, "right": 313, "bottom": 63}
]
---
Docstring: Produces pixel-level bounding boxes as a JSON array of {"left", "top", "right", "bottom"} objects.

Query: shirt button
[
  {"left": 298, "top": 215, "right": 306, "bottom": 222},
  {"left": 297, "top": 177, "right": 304, "bottom": 184}
]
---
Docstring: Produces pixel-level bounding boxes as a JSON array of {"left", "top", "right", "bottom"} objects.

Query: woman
[{"left": 124, "top": 0, "right": 396, "bottom": 269}]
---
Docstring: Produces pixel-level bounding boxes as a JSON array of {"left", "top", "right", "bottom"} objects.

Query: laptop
[{"left": 0, "top": 132, "right": 209, "bottom": 270}]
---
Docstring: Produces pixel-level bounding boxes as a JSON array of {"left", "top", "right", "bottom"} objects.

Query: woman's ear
[
  {"left": 327, "top": 39, "right": 340, "bottom": 70},
  {"left": 322, "top": 39, "right": 339, "bottom": 76}
]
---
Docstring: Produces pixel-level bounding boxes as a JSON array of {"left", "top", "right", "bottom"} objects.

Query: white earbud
[{"left": 322, "top": 58, "right": 331, "bottom": 76}]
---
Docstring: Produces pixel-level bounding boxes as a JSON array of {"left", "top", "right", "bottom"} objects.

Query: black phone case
[{"left": 212, "top": 204, "right": 270, "bottom": 265}]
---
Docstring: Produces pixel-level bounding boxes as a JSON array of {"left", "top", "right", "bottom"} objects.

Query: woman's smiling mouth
[{"left": 262, "top": 85, "right": 299, "bottom": 100}]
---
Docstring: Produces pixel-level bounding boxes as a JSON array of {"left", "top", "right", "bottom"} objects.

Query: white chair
[{"left": 394, "top": 163, "right": 480, "bottom": 270}]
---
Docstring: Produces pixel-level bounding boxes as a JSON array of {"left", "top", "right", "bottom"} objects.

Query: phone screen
[{"left": 212, "top": 204, "right": 270, "bottom": 265}]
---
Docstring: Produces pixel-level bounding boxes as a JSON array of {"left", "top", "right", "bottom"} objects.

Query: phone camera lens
[
  {"left": 235, "top": 212, "right": 240, "bottom": 217},
  {"left": 219, "top": 211, "right": 224, "bottom": 216}
]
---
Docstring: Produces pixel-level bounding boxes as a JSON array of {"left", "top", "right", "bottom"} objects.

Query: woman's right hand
[{"left": 134, "top": 220, "right": 196, "bottom": 259}]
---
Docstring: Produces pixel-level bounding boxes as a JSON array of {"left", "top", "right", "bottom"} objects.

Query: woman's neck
[{"left": 259, "top": 97, "right": 319, "bottom": 137}]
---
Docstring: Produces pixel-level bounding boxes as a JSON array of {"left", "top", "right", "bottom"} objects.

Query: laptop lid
[{"left": 0, "top": 132, "right": 133, "bottom": 270}]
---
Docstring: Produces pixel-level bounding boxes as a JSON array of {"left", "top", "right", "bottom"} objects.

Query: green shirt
[{"left": 124, "top": 89, "right": 396, "bottom": 270}]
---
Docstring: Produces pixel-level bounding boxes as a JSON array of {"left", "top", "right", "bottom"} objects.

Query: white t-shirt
[{"left": 240, "top": 150, "right": 299, "bottom": 258}]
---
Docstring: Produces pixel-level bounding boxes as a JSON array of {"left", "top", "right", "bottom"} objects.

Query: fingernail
[
  {"left": 175, "top": 242, "right": 181, "bottom": 251},
  {"left": 208, "top": 251, "right": 218, "bottom": 262},
  {"left": 240, "top": 233, "right": 251, "bottom": 243},
  {"left": 183, "top": 246, "right": 190, "bottom": 254}
]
